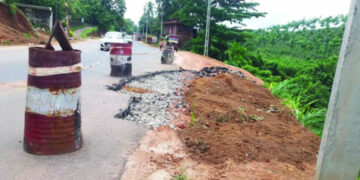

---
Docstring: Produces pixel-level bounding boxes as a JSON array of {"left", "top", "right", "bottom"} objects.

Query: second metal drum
[{"left": 110, "top": 43, "right": 132, "bottom": 77}]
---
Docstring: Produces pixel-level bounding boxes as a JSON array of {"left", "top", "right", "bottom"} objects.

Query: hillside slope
[{"left": 0, "top": 2, "right": 48, "bottom": 45}]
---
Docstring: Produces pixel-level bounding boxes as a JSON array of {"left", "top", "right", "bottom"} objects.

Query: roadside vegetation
[
  {"left": 70, "top": 24, "right": 86, "bottom": 32},
  {"left": 230, "top": 16, "right": 346, "bottom": 136},
  {"left": 145, "top": 0, "right": 345, "bottom": 136},
  {"left": 6, "top": 0, "right": 134, "bottom": 33},
  {"left": 80, "top": 26, "right": 98, "bottom": 38}
]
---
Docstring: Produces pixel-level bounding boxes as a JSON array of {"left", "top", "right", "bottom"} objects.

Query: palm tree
[
  {"left": 143, "top": 1, "right": 154, "bottom": 41},
  {"left": 144, "top": 1, "right": 154, "bottom": 18}
]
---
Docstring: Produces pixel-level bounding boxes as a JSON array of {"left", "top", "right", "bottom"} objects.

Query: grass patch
[
  {"left": 216, "top": 115, "right": 228, "bottom": 122},
  {"left": 174, "top": 173, "right": 187, "bottom": 180},
  {"left": 80, "top": 27, "right": 98, "bottom": 38},
  {"left": 268, "top": 82, "right": 326, "bottom": 136},
  {"left": 8, "top": 2, "right": 17, "bottom": 20},
  {"left": 249, "top": 115, "right": 264, "bottom": 121},
  {"left": 190, "top": 103, "right": 196, "bottom": 126},
  {"left": 23, "top": 33, "right": 31, "bottom": 39},
  {"left": 70, "top": 24, "right": 86, "bottom": 32},
  {"left": 173, "top": 169, "right": 192, "bottom": 180},
  {"left": 1, "top": 40, "right": 12, "bottom": 45}
]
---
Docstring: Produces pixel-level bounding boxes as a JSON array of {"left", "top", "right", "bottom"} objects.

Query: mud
[{"left": 178, "top": 73, "right": 320, "bottom": 170}]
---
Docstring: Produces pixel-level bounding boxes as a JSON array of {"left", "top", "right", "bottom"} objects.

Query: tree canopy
[
  {"left": 139, "top": 0, "right": 265, "bottom": 59},
  {"left": 11, "top": 0, "right": 129, "bottom": 31}
]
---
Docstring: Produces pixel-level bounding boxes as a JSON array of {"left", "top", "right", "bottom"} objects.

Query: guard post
[
  {"left": 110, "top": 42, "right": 132, "bottom": 77},
  {"left": 24, "top": 21, "right": 83, "bottom": 155}
]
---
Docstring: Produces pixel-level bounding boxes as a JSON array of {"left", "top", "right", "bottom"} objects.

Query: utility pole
[
  {"left": 145, "top": 15, "right": 149, "bottom": 43},
  {"left": 204, "top": 0, "right": 211, "bottom": 56},
  {"left": 315, "top": 0, "right": 360, "bottom": 179},
  {"left": 160, "top": 1, "right": 164, "bottom": 37},
  {"left": 142, "top": 23, "right": 145, "bottom": 41}
]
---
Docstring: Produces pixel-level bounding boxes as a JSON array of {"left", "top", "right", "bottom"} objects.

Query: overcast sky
[
  {"left": 124, "top": 0, "right": 155, "bottom": 24},
  {"left": 125, "top": 0, "right": 352, "bottom": 29}
]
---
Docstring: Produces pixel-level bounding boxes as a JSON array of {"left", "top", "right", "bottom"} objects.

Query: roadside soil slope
[
  {"left": 0, "top": 2, "right": 48, "bottom": 45},
  {"left": 179, "top": 73, "right": 320, "bottom": 170},
  {"left": 175, "top": 51, "right": 264, "bottom": 86},
  {"left": 121, "top": 71, "right": 320, "bottom": 179}
]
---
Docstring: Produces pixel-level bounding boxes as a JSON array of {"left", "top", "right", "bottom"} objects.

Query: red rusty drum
[
  {"left": 24, "top": 21, "right": 83, "bottom": 155},
  {"left": 110, "top": 43, "right": 132, "bottom": 77}
]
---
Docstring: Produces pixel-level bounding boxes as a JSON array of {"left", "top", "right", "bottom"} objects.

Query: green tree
[
  {"left": 123, "top": 18, "right": 135, "bottom": 34},
  {"left": 139, "top": 1, "right": 160, "bottom": 36},
  {"left": 14, "top": 0, "right": 127, "bottom": 31}
]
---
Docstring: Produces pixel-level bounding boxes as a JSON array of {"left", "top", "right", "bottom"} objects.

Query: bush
[
  {"left": 269, "top": 82, "right": 327, "bottom": 136},
  {"left": 68, "top": 29, "right": 74, "bottom": 37},
  {"left": 23, "top": 33, "right": 31, "bottom": 39},
  {"left": 5, "top": 0, "right": 17, "bottom": 19},
  {"left": 80, "top": 27, "right": 98, "bottom": 38}
]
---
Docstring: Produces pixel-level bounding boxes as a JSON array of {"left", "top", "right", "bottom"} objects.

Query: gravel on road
[{"left": 107, "top": 67, "right": 247, "bottom": 128}]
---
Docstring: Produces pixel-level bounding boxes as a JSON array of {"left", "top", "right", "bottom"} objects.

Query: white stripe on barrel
[
  {"left": 28, "top": 63, "right": 83, "bottom": 76},
  {"left": 26, "top": 86, "right": 81, "bottom": 117}
]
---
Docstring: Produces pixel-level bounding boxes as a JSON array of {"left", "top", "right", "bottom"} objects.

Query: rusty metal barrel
[
  {"left": 24, "top": 21, "right": 83, "bottom": 155},
  {"left": 161, "top": 46, "right": 174, "bottom": 64},
  {"left": 110, "top": 43, "right": 132, "bottom": 77}
]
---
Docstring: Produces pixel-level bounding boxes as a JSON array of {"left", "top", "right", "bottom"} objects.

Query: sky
[
  {"left": 125, "top": 0, "right": 352, "bottom": 29},
  {"left": 124, "top": 0, "right": 156, "bottom": 24}
]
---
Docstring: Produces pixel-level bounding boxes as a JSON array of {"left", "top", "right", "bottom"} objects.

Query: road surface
[{"left": 0, "top": 40, "right": 177, "bottom": 180}]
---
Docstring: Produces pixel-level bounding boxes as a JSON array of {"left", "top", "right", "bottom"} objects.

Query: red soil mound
[
  {"left": 0, "top": 2, "right": 32, "bottom": 32},
  {"left": 177, "top": 73, "right": 320, "bottom": 170},
  {"left": 0, "top": 2, "right": 48, "bottom": 45},
  {"left": 175, "top": 51, "right": 264, "bottom": 86}
]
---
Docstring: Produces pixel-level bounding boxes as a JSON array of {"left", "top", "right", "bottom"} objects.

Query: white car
[
  {"left": 125, "top": 35, "right": 133, "bottom": 44},
  {"left": 100, "top": 32, "right": 126, "bottom": 51}
]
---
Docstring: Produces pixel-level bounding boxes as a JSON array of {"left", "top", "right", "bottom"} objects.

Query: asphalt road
[{"left": 0, "top": 40, "right": 178, "bottom": 180}]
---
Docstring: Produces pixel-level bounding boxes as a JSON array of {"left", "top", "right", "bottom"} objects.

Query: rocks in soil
[
  {"left": 107, "top": 70, "right": 192, "bottom": 92},
  {"left": 109, "top": 70, "right": 196, "bottom": 128},
  {"left": 107, "top": 67, "right": 247, "bottom": 128},
  {"left": 196, "top": 67, "right": 246, "bottom": 78}
]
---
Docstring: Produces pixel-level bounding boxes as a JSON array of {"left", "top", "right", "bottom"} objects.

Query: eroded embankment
[
  {"left": 0, "top": 2, "right": 49, "bottom": 45},
  {"left": 109, "top": 67, "right": 320, "bottom": 180},
  {"left": 178, "top": 73, "right": 320, "bottom": 170}
]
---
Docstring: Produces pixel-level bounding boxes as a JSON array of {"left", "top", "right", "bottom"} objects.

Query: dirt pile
[
  {"left": 0, "top": 2, "right": 48, "bottom": 45},
  {"left": 119, "top": 70, "right": 320, "bottom": 179},
  {"left": 175, "top": 51, "right": 264, "bottom": 85},
  {"left": 178, "top": 73, "right": 320, "bottom": 170}
]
